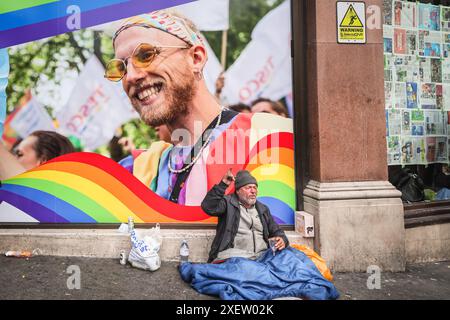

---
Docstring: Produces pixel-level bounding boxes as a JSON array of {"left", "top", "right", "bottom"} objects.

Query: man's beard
[
  {"left": 238, "top": 194, "right": 257, "bottom": 207},
  {"left": 133, "top": 71, "right": 196, "bottom": 127}
]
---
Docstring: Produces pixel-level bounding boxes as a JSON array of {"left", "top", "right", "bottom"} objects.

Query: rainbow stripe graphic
[
  {"left": 245, "top": 132, "right": 296, "bottom": 225},
  {"left": 0, "top": 152, "right": 216, "bottom": 224},
  {"left": 0, "top": 114, "right": 297, "bottom": 225},
  {"left": 0, "top": 0, "right": 195, "bottom": 49}
]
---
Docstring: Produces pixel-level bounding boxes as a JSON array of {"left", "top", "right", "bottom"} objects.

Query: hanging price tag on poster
[{"left": 337, "top": 1, "right": 366, "bottom": 44}]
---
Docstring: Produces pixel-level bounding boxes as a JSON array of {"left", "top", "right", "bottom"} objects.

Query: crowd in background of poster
[{"left": 384, "top": 0, "right": 450, "bottom": 165}]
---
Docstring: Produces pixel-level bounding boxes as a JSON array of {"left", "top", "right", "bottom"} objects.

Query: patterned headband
[{"left": 113, "top": 10, "right": 203, "bottom": 47}]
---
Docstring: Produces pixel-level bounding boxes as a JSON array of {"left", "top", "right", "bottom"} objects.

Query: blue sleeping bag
[{"left": 179, "top": 247, "right": 339, "bottom": 300}]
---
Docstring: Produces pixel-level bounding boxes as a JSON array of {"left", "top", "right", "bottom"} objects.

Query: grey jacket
[{"left": 201, "top": 181, "right": 289, "bottom": 263}]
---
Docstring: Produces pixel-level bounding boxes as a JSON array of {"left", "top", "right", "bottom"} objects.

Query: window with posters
[
  {"left": 383, "top": 0, "right": 450, "bottom": 202},
  {"left": 0, "top": 0, "right": 297, "bottom": 227}
]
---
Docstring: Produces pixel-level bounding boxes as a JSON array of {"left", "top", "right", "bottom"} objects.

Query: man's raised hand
[{"left": 222, "top": 168, "right": 235, "bottom": 186}]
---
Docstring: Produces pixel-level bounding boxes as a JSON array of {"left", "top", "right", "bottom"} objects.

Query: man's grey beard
[{"left": 238, "top": 194, "right": 257, "bottom": 207}]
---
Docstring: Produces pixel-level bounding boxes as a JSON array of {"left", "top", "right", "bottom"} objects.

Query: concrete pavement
[{"left": 0, "top": 255, "right": 449, "bottom": 300}]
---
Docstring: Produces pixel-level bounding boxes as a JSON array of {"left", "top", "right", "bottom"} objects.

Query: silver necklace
[{"left": 168, "top": 107, "right": 224, "bottom": 174}]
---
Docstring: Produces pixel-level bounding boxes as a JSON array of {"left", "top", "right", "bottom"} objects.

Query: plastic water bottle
[
  {"left": 119, "top": 250, "right": 127, "bottom": 265},
  {"left": 180, "top": 240, "right": 189, "bottom": 263},
  {"left": 128, "top": 217, "right": 134, "bottom": 233}
]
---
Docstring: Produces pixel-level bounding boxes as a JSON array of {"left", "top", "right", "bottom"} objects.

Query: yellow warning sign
[
  {"left": 337, "top": 2, "right": 366, "bottom": 44},
  {"left": 340, "top": 5, "right": 363, "bottom": 27}
]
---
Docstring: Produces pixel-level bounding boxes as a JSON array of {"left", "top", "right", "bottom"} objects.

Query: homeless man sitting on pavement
[{"left": 179, "top": 170, "right": 339, "bottom": 300}]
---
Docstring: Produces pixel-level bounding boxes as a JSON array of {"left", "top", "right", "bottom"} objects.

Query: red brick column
[
  {"left": 306, "top": 0, "right": 388, "bottom": 182},
  {"left": 296, "top": 0, "right": 405, "bottom": 272}
]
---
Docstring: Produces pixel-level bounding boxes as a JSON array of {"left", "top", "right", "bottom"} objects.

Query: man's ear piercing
[{"left": 194, "top": 71, "right": 203, "bottom": 81}]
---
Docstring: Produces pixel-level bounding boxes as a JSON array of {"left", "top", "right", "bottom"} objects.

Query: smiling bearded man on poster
[{"left": 108, "top": 10, "right": 294, "bottom": 219}]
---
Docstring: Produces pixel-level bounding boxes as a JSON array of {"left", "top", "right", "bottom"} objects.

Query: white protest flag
[
  {"left": 259, "top": 53, "right": 292, "bottom": 101},
  {"left": 201, "top": 34, "right": 223, "bottom": 95},
  {"left": 221, "top": 1, "right": 291, "bottom": 105},
  {"left": 221, "top": 41, "right": 277, "bottom": 105},
  {"left": 252, "top": 0, "right": 291, "bottom": 100},
  {"left": 57, "top": 56, "right": 138, "bottom": 151},
  {"left": 10, "top": 94, "right": 55, "bottom": 138},
  {"left": 175, "top": 0, "right": 230, "bottom": 31},
  {"left": 251, "top": 0, "right": 290, "bottom": 46}
]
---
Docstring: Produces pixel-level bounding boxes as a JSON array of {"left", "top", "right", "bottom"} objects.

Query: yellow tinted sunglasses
[{"left": 105, "top": 43, "right": 189, "bottom": 82}]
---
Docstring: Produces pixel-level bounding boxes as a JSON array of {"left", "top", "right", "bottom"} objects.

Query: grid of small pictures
[{"left": 384, "top": 0, "right": 450, "bottom": 166}]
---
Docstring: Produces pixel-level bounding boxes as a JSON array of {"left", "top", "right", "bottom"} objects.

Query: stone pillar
[{"left": 301, "top": 0, "right": 405, "bottom": 271}]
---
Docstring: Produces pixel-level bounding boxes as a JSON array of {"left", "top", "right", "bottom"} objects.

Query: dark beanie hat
[{"left": 235, "top": 170, "right": 258, "bottom": 190}]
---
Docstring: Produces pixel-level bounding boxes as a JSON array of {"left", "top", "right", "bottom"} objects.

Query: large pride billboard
[{"left": 0, "top": 0, "right": 297, "bottom": 226}]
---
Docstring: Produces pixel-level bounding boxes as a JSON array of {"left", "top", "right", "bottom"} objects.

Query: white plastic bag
[{"left": 128, "top": 223, "right": 162, "bottom": 271}]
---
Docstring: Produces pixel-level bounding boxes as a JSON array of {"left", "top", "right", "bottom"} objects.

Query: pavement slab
[{"left": 0, "top": 256, "right": 449, "bottom": 300}]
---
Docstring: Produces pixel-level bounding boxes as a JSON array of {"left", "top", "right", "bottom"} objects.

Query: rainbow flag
[
  {"left": 1, "top": 91, "right": 33, "bottom": 149},
  {"left": 1, "top": 111, "right": 20, "bottom": 150},
  {"left": 0, "top": 152, "right": 217, "bottom": 224},
  {"left": 0, "top": 0, "right": 196, "bottom": 49}
]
